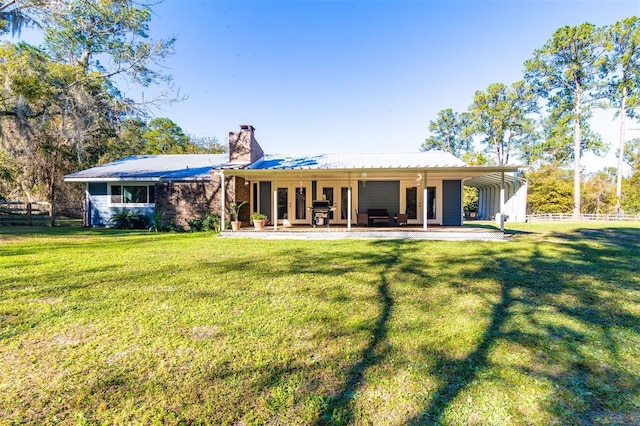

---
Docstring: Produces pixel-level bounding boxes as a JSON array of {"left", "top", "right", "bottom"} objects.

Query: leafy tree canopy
[
  {"left": 468, "top": 80, "right": 537, "bottom": 166},
  {"left": 0, "top": 0, "right": 176, "bottom": 205},
  {"left": 421, "top": 108, "right": 473, "bottom": 157},
  {"left": 621, "top": 171, "right": 640, "bottom": 213},
  {"left": 525, "top": 165, "right": 574, "bottom": 214}
]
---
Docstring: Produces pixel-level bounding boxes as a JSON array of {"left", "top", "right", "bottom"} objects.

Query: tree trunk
[
  {"left": 573, "top": 89, "right": 582, "bottom": 219},
  {"left": 615, "top": 86, "right": 627, "bottom": 214}
]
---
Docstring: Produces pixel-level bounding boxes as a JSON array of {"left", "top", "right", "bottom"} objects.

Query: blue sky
[{"left": 146, "top": 0, "right": 639, "bottom": 169}]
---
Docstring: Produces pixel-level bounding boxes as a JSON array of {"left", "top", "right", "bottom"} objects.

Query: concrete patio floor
[{"left": 219, "top": 224, "right": 507, "bottom": 241}]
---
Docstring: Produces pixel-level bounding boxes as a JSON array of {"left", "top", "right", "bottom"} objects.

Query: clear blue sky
[{"left": 147, "top": 0, "right": 639, "bottom": 166}]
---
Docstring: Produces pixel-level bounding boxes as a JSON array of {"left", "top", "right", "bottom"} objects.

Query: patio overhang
[{"left": 218, "top": 165, "right": 523, "bottom": 180}]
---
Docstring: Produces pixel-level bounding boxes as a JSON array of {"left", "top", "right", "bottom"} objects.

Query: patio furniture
[
  {"left": 367, "top": 209, "right": 390, "bottom": 226},
  {"left": 356, "top": 211, "right": 369, "bottom": 226},
  {"left": 395, "top": 213, "right": 408, "bottom": 226}
]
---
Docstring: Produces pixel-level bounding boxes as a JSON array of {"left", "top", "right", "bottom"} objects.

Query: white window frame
[{"left": 108, "top": 183, "right": 155, "bottom": 207}]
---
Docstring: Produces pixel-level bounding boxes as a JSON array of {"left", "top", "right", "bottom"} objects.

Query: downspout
[{"left": 347, "top": 172, "right": 352, "bottom": 231}]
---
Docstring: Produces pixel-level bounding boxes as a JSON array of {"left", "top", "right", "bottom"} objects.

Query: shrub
[
  {"left": 149, "top": 211, "right": 167, "bottom": 232},
  {"left": 201, "top": 213, "right": 222, "bottom": 232},
  {"left": 109, "top": 209, "right": 149, "bottom": 229},
  {"left": 188, "top": 213, "right": 222, "bottom": 232}
]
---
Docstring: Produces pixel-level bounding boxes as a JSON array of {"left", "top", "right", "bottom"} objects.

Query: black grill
[{"left": 310, "top": 200, "right": 333, "bottom": 227}]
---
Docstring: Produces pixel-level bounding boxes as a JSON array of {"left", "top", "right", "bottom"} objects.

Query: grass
[{"left": 0, "top": 222, "right": 639, "bottom": 425}]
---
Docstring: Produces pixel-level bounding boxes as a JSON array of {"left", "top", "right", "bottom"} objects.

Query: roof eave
[
  {"left": 221, "top": 165, "right": 523, "bottom": 175},
  {"left": 63, "top": 177, "right": 164, "bottom": 182}
]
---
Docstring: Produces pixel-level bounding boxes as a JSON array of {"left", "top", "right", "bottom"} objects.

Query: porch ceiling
[{"left": 465, "top": 172, "right": 527, "bottom": 189}]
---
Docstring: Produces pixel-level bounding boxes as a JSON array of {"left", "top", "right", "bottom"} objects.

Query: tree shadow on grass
[
  {"left": 407, "top": 227, "right": 640, "bottom": 424},
  {"left": 311, "top": 240, "right": 419, "bottom": 425}
]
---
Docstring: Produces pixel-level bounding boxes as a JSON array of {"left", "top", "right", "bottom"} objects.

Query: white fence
[{"left": 527, "top": 213, "right": 640, "bottom": 222}]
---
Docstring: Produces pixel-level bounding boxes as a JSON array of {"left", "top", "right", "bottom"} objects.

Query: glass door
[
  {"left": 277, "top": 188, "right": 288, "bottom": 221},
  {"left": 295, "top": 187, "right": 307, "bottom": 221},
  {"left": 427, "top": 187, "right": 436, "bottom": 219},
  {"left": 341, "top": 187, "right": 349, "bottom": 221},
  {"left": 406, "top": 187, "right": 417, "bottom": 219}
]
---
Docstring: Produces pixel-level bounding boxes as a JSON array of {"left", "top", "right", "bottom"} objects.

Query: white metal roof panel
[
  {"left": 64, "top": 154, "right": 229, "bottom": 182},
  {"left": 465, "top": 172, "right": 527, "bottom": 188},
  {"left": 249, "top": 150, "right": 466, "bottom": 170}
]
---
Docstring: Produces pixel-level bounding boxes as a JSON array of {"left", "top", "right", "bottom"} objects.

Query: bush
[
  {"left": 149, "top": 211, "right": 168, "bottom": 232},
  {"left": 109, "top": 209, "right": 149, "bottom": 229},
  {"left": 188, "top": 213, "right": 222, "bottom": 232},
  {"left": 201, "top": 213, "right": 222, "bottom": 232}
]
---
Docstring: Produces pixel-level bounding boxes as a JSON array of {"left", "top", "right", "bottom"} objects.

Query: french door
[{"left": 276, "top": 185, "right": 308, "bottom": 224}]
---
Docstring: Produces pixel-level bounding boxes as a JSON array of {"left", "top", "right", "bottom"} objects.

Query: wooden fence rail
[
  {"left": 0, "top": 201, "right": 83, "bottom": 226},
  {"left": 0, "top": 202, "right": 51, "bottom": 226},
  {"left": 527, "top": 213, "right": 640, "bottom": 222}
]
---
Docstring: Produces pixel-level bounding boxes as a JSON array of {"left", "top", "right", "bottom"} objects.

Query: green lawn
[{"left": 1, "top": 223, "right": 639, "bottom": 425}]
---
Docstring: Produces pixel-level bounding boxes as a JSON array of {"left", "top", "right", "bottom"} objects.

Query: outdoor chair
[
  {"left": 356, "top": 211, "right": 369, "bottom": 226},
  {"left": 395, "top": 213, "right": 408, "bottom": 226}
]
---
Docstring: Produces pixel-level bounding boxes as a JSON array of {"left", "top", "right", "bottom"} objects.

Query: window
[
  {"left": 109, "top": 185, "right": 155, "bottom": 205},
  {"left": 111, "top": 185, "right": 122, "bottom": 203}
]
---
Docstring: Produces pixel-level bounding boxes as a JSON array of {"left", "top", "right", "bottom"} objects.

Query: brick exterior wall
[
  {"left": 154, "top": 125, "right": 262, "bottom": 229},
  {"left": 229, "top": 125, "right": 264, "bottom": 165},
  {"left": 154, "top": 176, "right": 249, "bottom": 229}
]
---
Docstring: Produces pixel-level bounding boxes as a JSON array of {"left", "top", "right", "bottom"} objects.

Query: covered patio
[{"left": 215, "top": 126, "right": 525, "bottom": 235}]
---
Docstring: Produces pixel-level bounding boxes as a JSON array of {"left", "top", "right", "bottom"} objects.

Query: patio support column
[
  {"left": 500, "top": 171, "right": 505, "bottom": 232},
  {"left": 423, "top": 169, "right": 428, "bottom": 230},
  {"left": 273, "top": 174, "right": 278, "bottom": 231},
  {"left": 220, "top": 171, "right": 225, "bottom": 228},
  {"left": 85, "top": 182, "right": 90, "bottom": 227},
  {"left": 347, "top": 172, "right": 352, "bottom": 231}
]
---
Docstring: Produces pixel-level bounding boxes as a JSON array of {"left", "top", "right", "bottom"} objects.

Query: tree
[
  {"left": 623, "top": 137, "right": 640, "bottom": 171},
  {"left": 142, "top": 118, "right": 191, "bottom": 154},
  {"left": 88, "top": 117, "right": 147, "bottom": 164},
  {"left": 189, "top": 135, "right": 228, "bottom": 154},
  {"left": 526, "top": 104, "right": 604, "bottom": 166},
  {"left": 0, "top": 0, "right": 39, "bottom": 36},
  {"left": 468, "top": 80, "right": 537, "bottom": 166},
  {"left": 42, "top": 0, "right": 175, "bottom": 87},
  {"left": 582, "top": 170, "right": 616, "bottom": 214},
  {"left": 525, "top": 165, "right": 574, "bottom": 214},
  {"left": 0, "top": 0, "right": 176, "bottom": 207},
  {"left": 421, "top": 109, "right": 473, "bottom": 157},
  {"left": 621, "top": 171, "right": 640, "bottom": 213},
  {"left": 524, "top": 22, "right": 606, "bottom": 218},
  {"left": 0, "top": 41, "right": 104, "bottom": 203},
  {"left": 602, "top": 17, "right": 640, "bottom": 213}
]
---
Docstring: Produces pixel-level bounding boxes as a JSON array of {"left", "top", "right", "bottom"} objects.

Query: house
[{"left": 64, "top": 125, "right": 527, "bottom": 230}]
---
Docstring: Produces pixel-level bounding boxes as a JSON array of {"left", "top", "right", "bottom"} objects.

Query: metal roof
[
  {"left": 64, "top": 154, "right": 229, "bottom": 182},
  {"left": 248, "top": 151, "right": 466, "bottom": 170},
  {"left": 465, "top": 172, "right": 527, "bottom": 189}
]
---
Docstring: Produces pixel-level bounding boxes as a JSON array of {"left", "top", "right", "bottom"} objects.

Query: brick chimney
[{"left": 228, "top": 125, "right": 264, "bottom": 165}]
